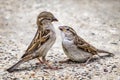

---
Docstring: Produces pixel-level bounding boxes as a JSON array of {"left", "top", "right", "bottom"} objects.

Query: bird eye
[
  {"left": 66, "top": 28, "right": 69, "bottom": 31},
  {"left": 48, "top": 18, "right": 51, "bottom": 20}
]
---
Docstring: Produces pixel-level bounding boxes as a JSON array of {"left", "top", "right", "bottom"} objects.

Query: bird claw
[{"left": 35, "top": 61, "right": 44, "bottom": 65}]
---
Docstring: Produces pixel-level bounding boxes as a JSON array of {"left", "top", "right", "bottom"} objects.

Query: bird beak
[
  {"left": 59, "top": 26, "right": 66, "bottom": 32},
  {"left": 52, "top": 17, "right": 58, "bottom": 21}
]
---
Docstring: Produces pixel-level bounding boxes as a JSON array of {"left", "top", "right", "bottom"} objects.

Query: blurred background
[{"left": 0, "top": 0, "right": 120, "bottom": 80}]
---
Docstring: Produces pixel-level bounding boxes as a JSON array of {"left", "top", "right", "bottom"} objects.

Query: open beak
[
  {"left": 59, "top": 26, "right": 66, "bottom": 32},
  {"left": 52, "top": 17, "right": 58, "bottom": 21}
]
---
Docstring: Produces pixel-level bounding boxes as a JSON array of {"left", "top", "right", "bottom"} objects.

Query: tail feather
[
  {"left": 97, "top": 49, "right": 114, "bottom": 57},
  {"left": 7, "top": 60, "right": 23, "bottom": 73}
]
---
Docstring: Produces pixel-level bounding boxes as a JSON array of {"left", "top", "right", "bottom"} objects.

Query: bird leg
[
  {"left": 81, "top": 56, "right": 93, "bottom": 66},
  {"left": 42, "top": 57, "right": 58, "bottom": 70},
  {"left": 37, "top": 58, "right": 43, "bottom": 64},
  {"left": 36, "top": 58, "right": 43, "bottom": 65}
]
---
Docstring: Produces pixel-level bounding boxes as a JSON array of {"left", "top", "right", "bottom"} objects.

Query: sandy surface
[{"left": 0, "top": 0, "right": 120, "bottom": 80}]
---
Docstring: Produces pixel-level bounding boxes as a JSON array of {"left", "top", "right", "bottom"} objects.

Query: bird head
[
  {"left": 59, "top": 26, "right": 77, "bottom": 40},
  {"left": 37, "top": 11, "right": 58, "bottom": 26}
]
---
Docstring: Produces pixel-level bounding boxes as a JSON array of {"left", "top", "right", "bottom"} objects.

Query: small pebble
[
  {"left": 110, "top": 42, "right": 118, "bottom": 45},
  {"left": 91, "top": 33, "right": 95, "bottom": 35},
  {"left": 104, "top": 69, "right": 108, "bottom": 72}
]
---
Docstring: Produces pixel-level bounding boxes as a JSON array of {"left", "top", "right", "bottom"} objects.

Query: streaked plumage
[
  {"left": 59, "top": 26, "right": 114, "bottom": 64},
  {"left": 7, "top": 11, "right": 58, "bottom": 72}
]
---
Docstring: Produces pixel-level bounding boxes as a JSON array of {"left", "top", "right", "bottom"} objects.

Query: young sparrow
[
  {"left": 59, "top": 26, "right": 114, "bottom": 65},
  {"left": 7, "top": 11, "right": 58, "bottom": 73}
]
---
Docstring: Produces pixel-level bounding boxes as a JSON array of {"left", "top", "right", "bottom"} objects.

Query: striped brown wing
[
  {"left": 74, "top": 35, "right": 97, "bottom": 55},
  {"left": 21, "top": 29, "right": 50, "bottom": 58},
  {"left": 21, "top": 29, "right": 42, "bottom": 58}
]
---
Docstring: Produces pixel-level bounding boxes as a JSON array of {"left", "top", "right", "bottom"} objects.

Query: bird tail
[
  {"left": 7, "top": 60, "right": 23, "bottom": 73},
  {"left": 97, "top": 49, "right": 114, "bottom": 57}
]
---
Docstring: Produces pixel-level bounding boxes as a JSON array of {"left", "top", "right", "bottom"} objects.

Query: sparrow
[
  {"left": 59, "top": 26, "right": 114, "bottom": 65},
  {"left": 7, "top": 11, "right": 58, "bottom": 73}
]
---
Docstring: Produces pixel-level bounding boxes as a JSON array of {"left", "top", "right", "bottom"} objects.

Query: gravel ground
[{"left": 0, "top": 0, "right": 120, "bottom": 80}]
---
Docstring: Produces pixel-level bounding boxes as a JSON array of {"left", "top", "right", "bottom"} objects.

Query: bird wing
[
  {"left": 21, "top": 29, "right": 50, "bottom": 58},
  {"left": 74, "top": 35, "right": 97, "bottom": 55}
]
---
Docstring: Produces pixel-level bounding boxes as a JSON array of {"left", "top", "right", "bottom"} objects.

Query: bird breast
[{"left": 35, "top": 29, "right": 56, "bottom": 57}]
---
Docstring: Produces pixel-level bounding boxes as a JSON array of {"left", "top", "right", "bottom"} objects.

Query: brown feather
[
  {"left": 74, "top": 35, "right": 98, "bottom": 55},
  {"left": 21, "top": 29, "right": 50, "bottom": 58}
]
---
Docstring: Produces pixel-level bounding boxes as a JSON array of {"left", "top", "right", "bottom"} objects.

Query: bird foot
[{"left": 35, "top": 61, "right": 44, "bottom": 65}]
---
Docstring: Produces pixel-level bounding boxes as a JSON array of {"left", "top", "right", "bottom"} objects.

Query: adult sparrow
[
  {"left": 7, "top": 11, "right": 58, "bottom": 73},
  {"left": 59, "top": 26, "right": 114, "bottom": 65}
]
